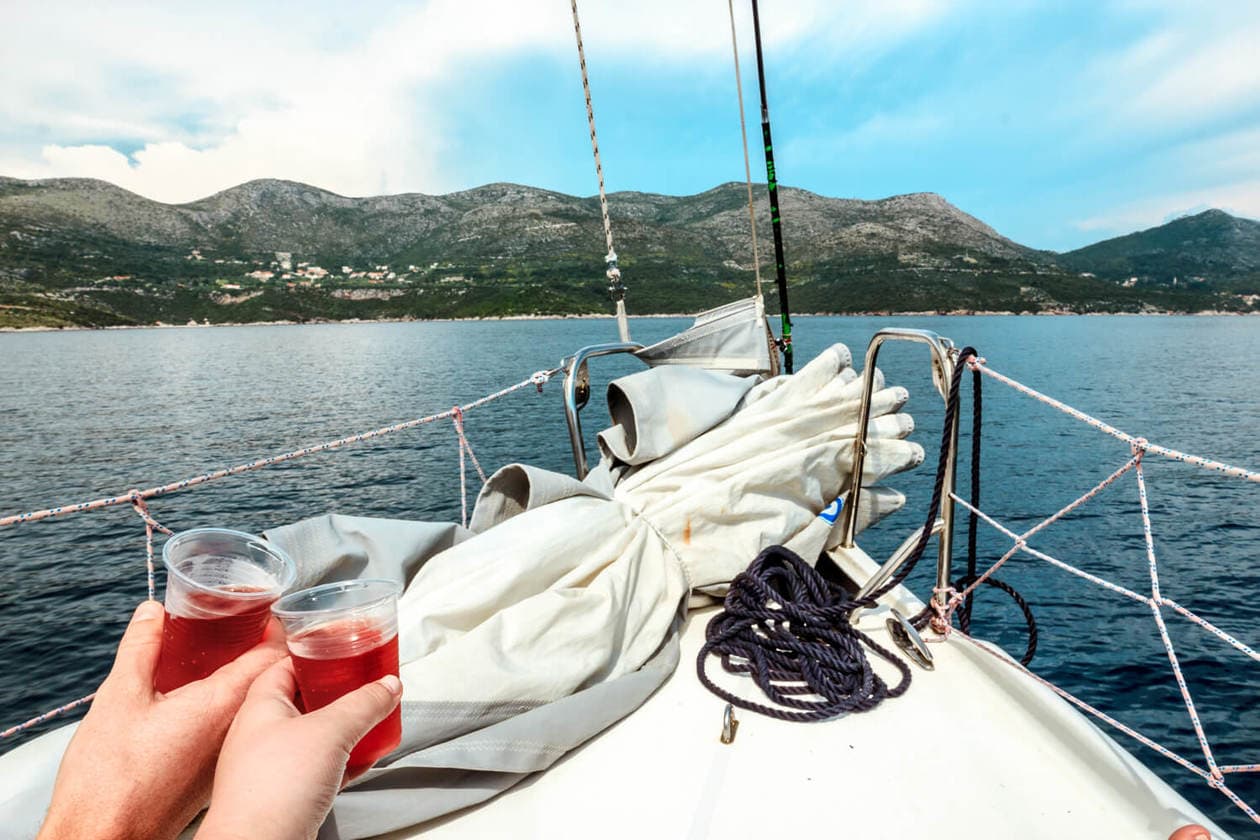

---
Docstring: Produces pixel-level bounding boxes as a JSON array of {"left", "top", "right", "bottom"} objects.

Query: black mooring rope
[
  {"left": 961, "top": 362, "right": 982, "bottom": 630},
  {"left": 697, "top": 347, "right": 1039, "bottom": 719},
  {"left": 696, "top": 545, "right": 912, "bottom": 721},
  {"left": 954, "top": 358, "right": 1039, "bottom": 666},
  {"left": 954, "top": 572, "right": 1039, "bottom": 665},
  {"left": 877, "top": 345, "right": 979, "bottom": 607}
]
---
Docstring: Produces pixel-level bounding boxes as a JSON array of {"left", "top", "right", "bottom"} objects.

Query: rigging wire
[
  {"left": 569, "top": 0, "right": 630, "bottom": 342},
  {"left": 726, "top": 0, "right": 763, "bottom": 300}
]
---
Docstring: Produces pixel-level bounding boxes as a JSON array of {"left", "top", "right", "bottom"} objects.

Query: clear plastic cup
[
  {"left": 154, "top": 528, "right": 296, "bottom": 693},
  {"left": 272, "top": 579, "right": 403, "bottom": 772}
]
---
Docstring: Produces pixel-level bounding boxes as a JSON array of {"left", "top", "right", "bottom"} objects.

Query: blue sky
[{"left": 2, "top": 0, "right": 1258, "bottom": 251}]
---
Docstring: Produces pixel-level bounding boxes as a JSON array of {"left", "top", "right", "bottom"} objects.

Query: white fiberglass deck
[{"left": 398, "top": 546, "right": 1227, "bottom": 840}]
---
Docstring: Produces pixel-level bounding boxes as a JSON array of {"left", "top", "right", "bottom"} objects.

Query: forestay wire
[
  {"left": 0, "top": 367, "right": 557, "bottom": 739},
  {"left": 569, "top": 0, "right": 630, "bottom": 343}
]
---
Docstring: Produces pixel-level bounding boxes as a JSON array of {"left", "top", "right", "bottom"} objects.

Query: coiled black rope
[
  {"left": 696, "top": 545, "right": 912, "bottom": 721},
  {"left": 697, "top": 347, "right": 1039, "bottom": 719}
]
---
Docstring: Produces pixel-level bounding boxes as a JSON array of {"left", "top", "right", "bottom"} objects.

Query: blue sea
[{"left": 1, "top": 315, "right": 1258, "bottom": 834}]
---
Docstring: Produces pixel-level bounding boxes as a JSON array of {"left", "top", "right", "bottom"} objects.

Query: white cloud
[
  {"left": 1083, "top": 6, "right": 1260, "bottom": 130},
  {"left": 1074, "top": 179, "right": 1260, "bottom": 233},
  {"left": 0, "top": 0, "right": 960, "bottom": 203},
  {"left": 1070, "top": 119, "right": 1260, "bottom": 235}
]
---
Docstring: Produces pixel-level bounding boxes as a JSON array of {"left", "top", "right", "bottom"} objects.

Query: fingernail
[
  {"left": 379, "top": 674, "right": 403, "bottom": 695},
  {"left": 133, "top": 600, "right": 163, "bottom": 621}
]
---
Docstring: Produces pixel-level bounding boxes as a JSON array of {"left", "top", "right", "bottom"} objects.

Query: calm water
[{"left": 1, "top": 315, "right": 1258, "bottom": 834}]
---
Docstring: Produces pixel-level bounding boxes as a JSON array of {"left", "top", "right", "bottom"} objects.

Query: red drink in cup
[
  {"left": 273, "top": 580, "right": 403, "bottom": 773},
  {"left": 155, "top": 529, "right": 296, "bottom": 693}
]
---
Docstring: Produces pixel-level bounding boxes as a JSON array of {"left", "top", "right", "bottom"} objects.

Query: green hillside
[{"left": 1, "top": 176, "right": 1255, "bottom": 328}]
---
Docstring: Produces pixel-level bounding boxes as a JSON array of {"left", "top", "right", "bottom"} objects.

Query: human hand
[
  {"left": 196, "top": 657, "right": 402, "bottom": 840},
  {"left": 36, "top": 600, "right": 287, "bottom": 840}
]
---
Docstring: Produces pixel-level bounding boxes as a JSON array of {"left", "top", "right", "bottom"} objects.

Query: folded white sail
[{"left": 635, "top": 296, "right": 778, "bottom": 376}]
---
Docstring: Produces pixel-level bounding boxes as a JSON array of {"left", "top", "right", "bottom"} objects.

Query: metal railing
[
  {"left": 561, "top": 342, "right": 644, "bottom": 479},
  {"left": 837, "top": 328, "right": 961, "bottom": 619}
]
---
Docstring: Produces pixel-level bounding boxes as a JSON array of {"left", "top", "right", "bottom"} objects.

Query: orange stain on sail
[{"left": 683, "top": 517, "right": 692, "bottom": 546}]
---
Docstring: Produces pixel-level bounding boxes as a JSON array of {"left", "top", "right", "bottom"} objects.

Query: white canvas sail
[{"left": 634, "top": 296, "right": 779, "bottom": 376}]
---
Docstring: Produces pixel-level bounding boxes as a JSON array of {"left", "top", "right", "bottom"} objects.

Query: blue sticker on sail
[{"left": 818, "top": 497, "right": 843, "bottom": 524}]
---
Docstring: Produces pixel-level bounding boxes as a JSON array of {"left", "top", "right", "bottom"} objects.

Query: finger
[
  {"left": 310, "top": 675, "right": 402, "bottom": 754},
  {"left": 824, "top": 367, "right": 883, "bottom": 405},
  {"left": 206, "top": 618, "right": 289, "bottom": 700},
  {"left": 239, "top": 657, "right": 302, "bottom": 722},
  {"left": 865, "top": 385, "right": 910, "bottom": 419},
  {"left": 104, "top": 600, "right": 166, "bottom": 696}
]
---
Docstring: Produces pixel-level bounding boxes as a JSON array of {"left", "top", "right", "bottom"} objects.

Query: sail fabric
[
  {"left": 596, "top": 365, "right": 760, "bottom": 466},
  {"left": 0, "top": 344, "right": 921, "bottom": 840},
  {"left": 634, "top": 296, "right": 777, "bottom": 376},
  {"left": 323, "top": 342, "right": 922, "bottom": 837}
]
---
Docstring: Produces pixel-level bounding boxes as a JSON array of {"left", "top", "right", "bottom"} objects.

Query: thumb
[
  {"left": 105, "top": 600, "right": 166, "bottom": 695},
  {"left": 310, "top": 674, "right": 402, "bottom": 754},
  {"left": 235, "top": 656, "right": 303, "bottom": 723}
]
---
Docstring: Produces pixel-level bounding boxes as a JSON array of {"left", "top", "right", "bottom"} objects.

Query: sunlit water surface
[{"left": 2, "top": 315, "right": 1257, "bottom": 834}]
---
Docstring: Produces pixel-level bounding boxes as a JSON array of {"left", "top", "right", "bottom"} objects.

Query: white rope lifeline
[
  {"left": 930, "top": 361, "right": 1260, "bottom": 824},
  {"left": 0, "top": 368, "right": 557, "bottom": 739}
]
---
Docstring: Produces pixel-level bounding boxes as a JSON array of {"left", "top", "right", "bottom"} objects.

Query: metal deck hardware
[
  {"left": 837, "top": 328, "right": 962, "bottom": 623},
  {"left": 561, "top": 342, "right": 644, "bottom": 478}
]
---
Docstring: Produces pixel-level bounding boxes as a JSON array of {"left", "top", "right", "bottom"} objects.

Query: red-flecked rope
[
  {"left": 969, "top": 357, "right": 1260, "bottom": 483},
  {"left": 451, "top": 406, "right": 488, "bottom": 529},
  {"left": 0, "top": 695, "right": 97, "bottom": 740},
  {"left": 929, "top": 454, "right": 1141, "bottom": 633},
  {"left": 928, "top": 361, "right": 1260, "bottom": 824},
  {"left": 0, "top": 369, "right": 556, "bottom": 529},
  {"left": 953, "top": 629, "right": 1259, "bottom": 823},
  {"left": 0, "top": 368, "right": 556, "bottom": 739},
  {"left": 129, "top": 492, "right": 174, "bottom": 601}
]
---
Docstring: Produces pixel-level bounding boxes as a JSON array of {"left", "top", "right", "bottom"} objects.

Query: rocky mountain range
[{"left": 1, "top": 175, "right": 1256, "bottom": 328}]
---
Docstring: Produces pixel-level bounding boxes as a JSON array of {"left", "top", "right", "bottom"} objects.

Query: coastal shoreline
[{"left": 3, "top": 309, "right": 1257, "bottom": 334}]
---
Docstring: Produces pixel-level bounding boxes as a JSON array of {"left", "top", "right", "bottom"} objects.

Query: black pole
[{"left": 750, "top": 0, "right": 792, "bottom": 374}]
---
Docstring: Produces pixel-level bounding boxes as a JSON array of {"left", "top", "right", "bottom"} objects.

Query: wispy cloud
[
  {"left": 1085, "top": 10, "right": 1260, "bottom": 130},
  {"left": 1, "top": 0, "right": 1258, "bottom": 251},
  {"left": 1070, "top": 121, "right": 1260, "bottom": 234},
  {"left": 1074, "top": 180, "right": 1260, "bottom": 234},
  {"left": 0, "top": 0, "right": 955, "bottom": 204}
]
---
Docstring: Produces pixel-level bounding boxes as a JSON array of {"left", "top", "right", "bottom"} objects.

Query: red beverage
[
  {"left": 290, "top": 619, "right": 402, "bottom": 772},
  {"left": 154, "top": 587, "right": 274, "bottom": 693}
]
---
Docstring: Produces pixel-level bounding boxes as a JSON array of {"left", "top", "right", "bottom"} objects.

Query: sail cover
[
  {"left": 0, "top": 344, "right": 922, "bottom": 840},
  {"left": 635, "top": 295, "right": 778, "bottom": 376}
]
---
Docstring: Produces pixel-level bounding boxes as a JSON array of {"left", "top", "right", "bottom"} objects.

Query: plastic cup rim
[
  {"left": 162, "top": 527, "right": 298, "bottom": 600},
  {"left": 271, "top": 578, "right": 402, "bottom": 619}
]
